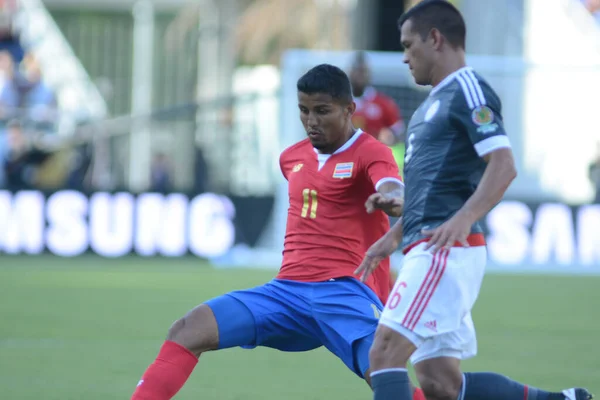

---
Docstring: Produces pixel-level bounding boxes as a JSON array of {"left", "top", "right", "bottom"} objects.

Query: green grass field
[{"left": 0, "top": 255, "right": 598, "bottom": 399}]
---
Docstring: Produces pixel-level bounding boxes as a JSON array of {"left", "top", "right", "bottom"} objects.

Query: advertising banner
[
  {"left": 483, "top": 201, "right": 600, "bottom": 273},
  {"left": 0, "top": 190, "right": 274, "bottom": 259},
  {"left": 1, "top": 190, "right": 598, "bottom": 274}
]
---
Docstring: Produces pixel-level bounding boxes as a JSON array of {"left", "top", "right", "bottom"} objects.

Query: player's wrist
[
  {"left": 385, "top": 207, "right": 402, "bottom": 217},
  {"left": 390, "top": 218, "right": 404, "bottom": 241},
  {"left": 456, "top": 207, "right": 477, "bottom": 225}
]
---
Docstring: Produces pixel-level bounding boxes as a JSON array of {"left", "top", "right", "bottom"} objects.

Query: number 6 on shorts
[{"left": 387, "top": 281, "right": 407, "bottom": 310}]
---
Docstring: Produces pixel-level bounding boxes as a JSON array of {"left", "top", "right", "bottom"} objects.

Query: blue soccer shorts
[{"left": 204, "top": 277, "right": 383, "bottom": 378}]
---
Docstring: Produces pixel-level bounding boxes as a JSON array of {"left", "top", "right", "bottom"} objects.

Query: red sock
[
  {"left": 131, "top": 340, "right": 198, "bottom": 400},
  {"left": 413, "top": 387, "right": 425, "bottom": 400}
]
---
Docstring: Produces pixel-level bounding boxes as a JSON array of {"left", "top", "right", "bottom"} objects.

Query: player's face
[
  {"left": 400, "top": 19, "right": 436, "bottom": 86},
  {"left": 350, "top": 65, "right": 370, "bottom": 97},
  {"left": 298, "top": 91, "right": 355, "bottom": 153}
]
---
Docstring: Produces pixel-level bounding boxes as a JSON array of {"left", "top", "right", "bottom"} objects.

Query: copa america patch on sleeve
[{"left": 471, "top": 105, "right": 498, "bottom": 134}]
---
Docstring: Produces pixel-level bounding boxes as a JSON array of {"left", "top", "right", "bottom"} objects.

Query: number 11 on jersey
[{"left": 301, "top": 188, "right": 318, "bottom": 219}]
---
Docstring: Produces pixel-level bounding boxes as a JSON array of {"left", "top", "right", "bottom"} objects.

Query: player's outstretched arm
[{"left": 355, "top": 217, "right": 403, "bottom": 282}]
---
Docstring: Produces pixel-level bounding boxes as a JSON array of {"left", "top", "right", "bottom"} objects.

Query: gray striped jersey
[{"left": 401, "top": 66, "right": 511, "bottom": 249}]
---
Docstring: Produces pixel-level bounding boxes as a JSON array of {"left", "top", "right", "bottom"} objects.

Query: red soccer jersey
[
  {"left": 352, "top": 87, "right": 402, "bottom": 139},
  {"left": 276, "top": 130, "right": 403, "bottom": 304}
]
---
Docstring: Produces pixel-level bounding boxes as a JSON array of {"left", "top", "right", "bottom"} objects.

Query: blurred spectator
[
  {"left": 349, "top": 52, "right": 405, "bottom": 142},
  {"left": 0, "top": 2, "right": 65, "bottom": 191},
  {"left": 0, "top": 50, "right": 19, "bottom": 124},
  {"left": 349, "top": 51, "right": 406, "bottom": 174},
  {"left": 150, "top": 152, "right": 172, "bottom": 193},
  {"left": 194, "top": 146, "right": 209, "bottom": 194},
  {"left": 2, "top": 119, "right": 52, "bottom": 190},
  {"left": 0, "top": 116, "right": 5, "bottom": 186},
  {"left": 0, "top": 0, "right": 24, "bottom": 64},
  {"left": 65, "top": 143, "right": 93, "bottom": 191},
  {"left": 589, "top": 142, "right": 600, "bottom": 203},
  {"left": 19, "top": 53, "right": 58, "bottom": 134}
]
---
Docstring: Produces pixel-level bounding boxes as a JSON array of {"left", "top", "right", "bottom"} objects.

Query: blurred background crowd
[{"left": 0, "top": 0, "right": 597, "bottom": 204}]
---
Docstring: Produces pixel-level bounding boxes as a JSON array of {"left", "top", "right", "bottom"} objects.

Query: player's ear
[
  {"left": 347, "top": 101, "right": 356, "bottom": 116},
  {"left": 430, "top": 28, "right": 443, "bottom": 50}
]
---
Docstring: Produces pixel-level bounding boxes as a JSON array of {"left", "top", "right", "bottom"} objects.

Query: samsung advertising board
[
  {"left": 0, "top": 190, "right": 599, "bottom": 274},
  {"left": 483, "top": 201, "right": 600, "bottom": 274},
  {"left": 0, "top": 190, "right": 273, "bottom": 259}
]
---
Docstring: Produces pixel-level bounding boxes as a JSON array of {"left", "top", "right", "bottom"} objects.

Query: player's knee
[
  {"left": 418, "top": 372, "right": 461, "bottom": 400},
  {"left": 166, "top": 317, "right": 187, "bottom": 340},
  {"left": 166, "top": 304, "right": 219, "bottom": 356},
  {"left": 368, "top": 333, "right": 387, "bottom": 367},
  {"left": 369, "top": 325, "right": 413, "bottom": 369}
]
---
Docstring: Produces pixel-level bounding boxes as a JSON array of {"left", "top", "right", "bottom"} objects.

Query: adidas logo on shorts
[{"left": 424, "top": 320, "right": 437, "bottom": 332}]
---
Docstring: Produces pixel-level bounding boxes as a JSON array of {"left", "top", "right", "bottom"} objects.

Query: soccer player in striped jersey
[{"left": 355, "top": 1, "right": 594, "bottom": 400}]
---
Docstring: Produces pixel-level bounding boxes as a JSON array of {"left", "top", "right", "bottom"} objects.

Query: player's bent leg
[
  {"left": 166, "top": 303, "right": 220, "bottom": 356},
  {"left": 408, "top": 311, "right": 476, "bottom": 400},
  {"left": 368, "top": 246, "right": 454, "bottom": 400},
  {"left": 369, "top": 323, "right": 416, "bottom": 370},
  {"left": 131, "top": 294, "right": 257, "bottom": 400},
  {"left": 353, "top": 332, "right": 423, "bottom": 400},
  {"left": 369, "top": 323, "right": 418, "bottom": 400},
  {"left": 413, "top": 356, "right": 462, "bottom": 400}
]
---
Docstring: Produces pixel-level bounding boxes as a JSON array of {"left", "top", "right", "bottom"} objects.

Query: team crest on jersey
[
  {"left": 292, "top": 163, "right": 304, "bottom": 173},
  {"left": 471, "top": 105, "right": 494, "bottom": 125},
  {"left": 424, "top": 100, "right": 440, "bottom": 122},
  {"left": 472, "top": 105, "right": 498, "bottom": 134},
  {"left": 332, "top": 162, "right": 354, "bottom": 179}
]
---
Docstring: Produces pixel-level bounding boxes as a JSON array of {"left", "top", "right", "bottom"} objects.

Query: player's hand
[
  {"left": 421, "top": 211, "right": 473, "bottom": 253},
  {"left": 355, "top": 233, "right": 399, "bottom": 282},
  {"left": 365, "top": 193, "right": 403, "bottom": 217}
]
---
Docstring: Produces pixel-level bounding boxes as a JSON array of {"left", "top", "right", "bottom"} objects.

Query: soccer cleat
[{"left": 562, "top": 388, "right": 594, "bottom": 400}]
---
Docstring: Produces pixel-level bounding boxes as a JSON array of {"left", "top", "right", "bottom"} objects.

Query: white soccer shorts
[{"left": 379, "top": 242, "right": 487, "bottom": 365}]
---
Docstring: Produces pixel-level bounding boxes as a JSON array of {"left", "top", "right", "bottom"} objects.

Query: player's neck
[
  {"left": 319, "top": 128, "right": 357, "bottom": 154},
  {"left": 430, "top": 53, "right": 467, "bottom": 88}
]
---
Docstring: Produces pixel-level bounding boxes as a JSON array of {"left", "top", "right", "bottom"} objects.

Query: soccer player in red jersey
[
  {"left": 350, "top": 51, "right": 405, "bottom": 146},
  {"left": 130, "top": 63, "right": 425, "bottom": 400}
]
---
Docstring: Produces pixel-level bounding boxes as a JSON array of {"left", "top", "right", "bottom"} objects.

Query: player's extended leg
[
  {"left": 368, "top": 306, "right": 588, "bottom": 400},
  {"left": 411, "top": 317, "right": 594, "bottom": 400},
  {"left": 413, "top": 356, "right": 594, "bottom": 400},
  {"left": 130, "top": 303, "right": 221, "bottom": 399},
  {"left": 131, "top": 281, "right": 321, "bottom": 400},
  {"left": 372, "top": 305, "right": 595, "bottom": 400},
  {"left": 349, "top": 331, "right": 424, "bottom": 400},
  {"left": 371, "top": 244, "right": 593, "bottom": 400},
  {"left": 368, "top": 322, "right": 418, "bottom": 400},
  {"left": 369, "top": 246, "right": 463, "bottom": 400}
]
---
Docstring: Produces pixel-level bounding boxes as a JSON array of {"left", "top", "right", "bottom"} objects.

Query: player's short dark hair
[
  {"left": 398, "top": 0, "right": 466, "bottom": 50},
  {"left": 297, "top": 64, "right": 353, "bottom": 105}
]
